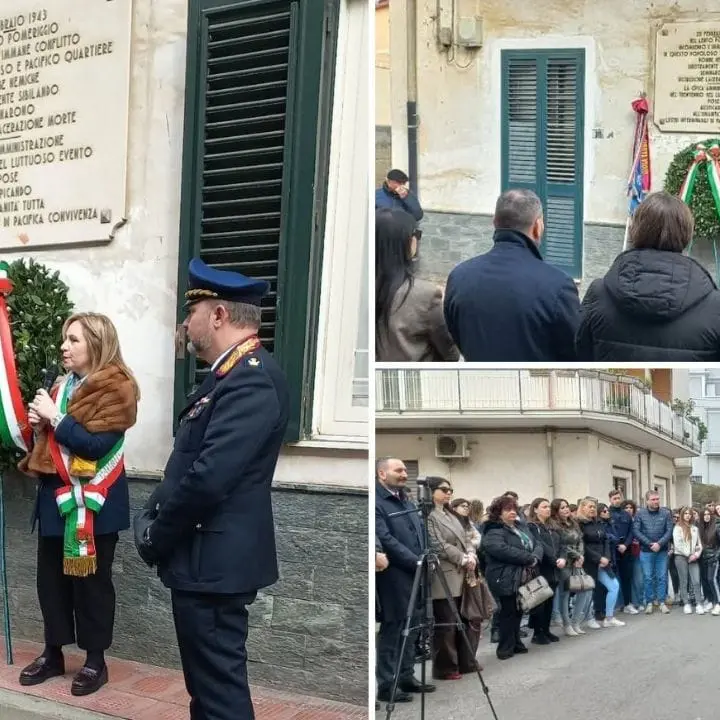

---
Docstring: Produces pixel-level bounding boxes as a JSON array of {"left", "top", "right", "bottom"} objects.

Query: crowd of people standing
[{"left": 376, "top": 458, "right": 720, "bottom": 706}]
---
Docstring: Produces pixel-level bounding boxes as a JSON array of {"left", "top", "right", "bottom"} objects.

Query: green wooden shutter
[
  {"left": 501, "top": 50, "right": 585, "bottom": 279},
  {"left": 175, "top": 0, "right": 333, "bottom": 441}
]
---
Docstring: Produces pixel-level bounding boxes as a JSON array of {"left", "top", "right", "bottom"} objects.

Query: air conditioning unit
[{"left": 435, "top": 434, "right": 469, "bottom": 459}]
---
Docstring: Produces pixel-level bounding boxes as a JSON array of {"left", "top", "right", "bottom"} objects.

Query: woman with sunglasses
[
  {"left": 375, "top": 208, "right": 459, "bottom": 362},
  {"left": 426, "top": 478, "right": 482, "bottom": 678}
]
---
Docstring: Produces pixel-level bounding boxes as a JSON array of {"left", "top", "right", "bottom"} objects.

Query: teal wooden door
[{"left": 501, "top": 50, "right": 585, "bottom": 279}]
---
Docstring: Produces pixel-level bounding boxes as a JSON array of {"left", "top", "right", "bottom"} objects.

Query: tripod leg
[
  {"left": 430, "top": 556, "right": 502, "bottom": 720},
  {"left": 384, "top": 556, "right": 426, "bottom": 719}
]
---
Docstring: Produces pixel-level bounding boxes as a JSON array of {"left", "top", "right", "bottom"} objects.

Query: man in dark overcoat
[{"left": 375, "top": 457, "right": 435, "bottom": 704}]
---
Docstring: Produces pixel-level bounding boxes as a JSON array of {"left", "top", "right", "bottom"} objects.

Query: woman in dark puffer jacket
[
  {"left": 482, "top": 495, "right": 543, "bottom": 661},
  {"left": 576, "top": 191, "right": 720, "bottom": 361}
]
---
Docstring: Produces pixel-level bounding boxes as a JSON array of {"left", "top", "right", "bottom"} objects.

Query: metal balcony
[{"left": 375, "top": 369, "right": 700, "bottom": 459}]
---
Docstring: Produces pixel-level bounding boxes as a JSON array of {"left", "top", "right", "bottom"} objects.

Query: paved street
[{"left": 381, "top": 610, "right": 719, "bottom": 720}]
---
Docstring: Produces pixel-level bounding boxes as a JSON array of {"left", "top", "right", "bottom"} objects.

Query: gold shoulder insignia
[{"left": 216, "top": 337, "right": 262, "bottom": 377}]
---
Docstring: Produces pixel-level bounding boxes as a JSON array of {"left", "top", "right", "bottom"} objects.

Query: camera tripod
[{"left": 382, "top": 479, "right": 500, "bottom": 720}]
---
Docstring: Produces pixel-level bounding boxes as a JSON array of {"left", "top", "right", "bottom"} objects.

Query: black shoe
[
  {"left": 496, "top": 650, "right": 514, "bottom": 660},
  {"left": 71, "top": 664, "right": 108, "bottom": 697},
  {"left": 377, "top": 688, "right": 413, "bottom": 702},
  {"left": 546, "top": 631, "right": 560, "bottom": 643},
  {"left": 19, "top": 655, "right": 65, "bottom": 686},
  {"left": 490, "top": 629, "right": 500, "bottom": 644},
  {"left": 399, "top": 678, "right": 436, "bottom": 693},
  {"left": 513, "top": 643, "right": 529, "bottom": 654},
  {"left": 531, "top": 633, "right": 550, "bottom": 645}
]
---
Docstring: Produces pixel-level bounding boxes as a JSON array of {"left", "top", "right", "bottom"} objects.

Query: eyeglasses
[
  {"left": 457, "top": 503, "right": 469, "bottom": 509},
  {"left": 438, "top": 487, "right": 453, "bottom": 494}
]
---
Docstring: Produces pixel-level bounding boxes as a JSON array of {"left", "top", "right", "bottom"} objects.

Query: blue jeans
[
  {"left": 597, "top": 568, "right": 620, "bottom": 617},
  {"left": 559, "top": 588, "right": 592, "bottom": 626},
  {"left": 640, "top": 550, "right": 669, "bottom": 605}
]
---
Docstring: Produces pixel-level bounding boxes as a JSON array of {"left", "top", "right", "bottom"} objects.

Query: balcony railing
[{"left": 376, "top": 369, "right": 700, "bottom": 451}]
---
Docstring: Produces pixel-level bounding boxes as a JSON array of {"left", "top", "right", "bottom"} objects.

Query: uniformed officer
[{"left": 133, "top": 258, "right": 289, "bottom": 720}]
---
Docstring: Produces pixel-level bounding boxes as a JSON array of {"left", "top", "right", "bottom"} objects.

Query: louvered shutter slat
[{"left": 507, "top": 61, "right": 538, "bottom": 184}]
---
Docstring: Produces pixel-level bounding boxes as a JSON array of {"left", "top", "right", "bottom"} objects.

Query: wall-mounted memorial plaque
[
  {"left": 0, "top": 1, "right": 131, "bottom": 249},
  {"left": 655, "top": 21, "right": 720, "bottom": 134}
]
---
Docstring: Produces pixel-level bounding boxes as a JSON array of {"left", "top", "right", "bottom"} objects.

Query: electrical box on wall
[
  {"left": 436, "top": 0, "right": 453, "bottom": 47},
  {"left": 454, "top": 0, "right": 483, "bottom": 48}
]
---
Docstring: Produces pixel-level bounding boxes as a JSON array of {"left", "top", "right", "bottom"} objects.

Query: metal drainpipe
[
  {"left": 547, "top": 430, "right": 556, "bottom": 498},
  {"left": 406, "top": 0, "right": 419, "bottom": 193}
]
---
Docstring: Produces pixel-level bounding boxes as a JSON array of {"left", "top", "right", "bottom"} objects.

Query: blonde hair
[
  {"left": 576, "top": 497, "right": 597, "bottom": 520},
  {"left": 677, "top": 505, "right": 693, "bottom": 542},
  {"left": 63, "top": 313, "right": 140, "bottom": 400}
]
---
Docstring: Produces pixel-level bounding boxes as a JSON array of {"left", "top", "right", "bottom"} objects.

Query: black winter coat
[
  {"left": 579, "top": 518, "right": 611, "bottom": 580},
  {"left": 528, "top": 521, "right": 564, "bottom": 585},
  {"left": 482, "top": 521, "right": 543, "bottom": 597},
  {"left": 576, "top": 248, "right": 720, "bottom": 361}
]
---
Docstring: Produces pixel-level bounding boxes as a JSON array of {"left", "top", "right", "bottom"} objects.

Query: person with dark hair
[
  {"left": 427, "top": 479, "right": 482, "bottom": 678},
  {"left": 698, "top": 507, "right": 720, "bottom": 615},
  {"left": 443, "top": 189, "right": 580, "bottom": 361},
  {"left": 608, "top": 489, "right": 638, "bottom": 614},
  {"left": 527, "top": 498, "right": 563, "bottom": 645},
  {"left": 375, "top": 169, "right": 424, "bottom": 220},
  {"left": 577, "top": 190, "right": 720, "bottom": 360},
  {"left": 481, "top": 495, "right": 543, "bottom": 660},
  {"left": 375, "top": 208, "right": 458, "bottom": 362}
]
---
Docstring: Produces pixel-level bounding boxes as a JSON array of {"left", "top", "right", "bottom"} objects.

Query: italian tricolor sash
[{"left": 47, "top": 375, "right": 125, "bottom": 576}]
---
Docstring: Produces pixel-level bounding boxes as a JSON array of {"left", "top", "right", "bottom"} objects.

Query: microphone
[{"left": 41, "top": 364, "right": 60, "bottom": 392}]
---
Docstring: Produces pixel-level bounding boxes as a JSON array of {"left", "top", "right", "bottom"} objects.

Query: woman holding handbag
[
  {"left": 482, "top": 495, "right": 543, "bottom": 661},
  {"left": 577, "top": 498, "right": 625, "bottom": 629},
  {"left": 527, "top": 498, "right": 563, "bottom": 645},
  {"left": 426, "top": 478, "right": 482, "bottom": 679},
  {"left": 548, "top": 499, "right": 594, "bottom": 637},
  {"left": 672, "top": 507, "right": 704, "bottom": 614}
]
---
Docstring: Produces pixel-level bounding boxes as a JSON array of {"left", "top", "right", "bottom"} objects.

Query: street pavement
[
  {"left": 0, "top": 687, "right": 112, "bottom": 719},
  {"left": 380, "top": 608, "right": 719, "bottom": 720}
]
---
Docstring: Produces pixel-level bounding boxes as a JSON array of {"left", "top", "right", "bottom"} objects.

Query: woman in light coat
[
  {"left": 672, "top": 506, "right": 703, "bottom": 614},
  {"left": 427, "top": 477, "right": 481, "bottom": 679}
]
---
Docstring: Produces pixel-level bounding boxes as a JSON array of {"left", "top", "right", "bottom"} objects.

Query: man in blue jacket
[
  {"left": 375, "top": 169, "right": 424, "bottom": 221},
  {"left": 375, "top": 458, "right": 435, "bottom": 704},
  {"left": 134, "top": 259, "right": 289, "bottom": 720},
  {"left": 443, "top": 189, "right": 581, "bottom": 361},
  {"left": 608, "top": 489, "right": 638, "bottom": 614},
  {"left": 633, "top": 490, "right": 674, "bottom": 615}
]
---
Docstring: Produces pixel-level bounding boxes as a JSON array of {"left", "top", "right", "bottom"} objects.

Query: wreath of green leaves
[
  {"left": 0, "top": 259, "right": 73, "bottom": 470},
  {"left": 664, "top": 138, "right": 720, "bottom": 241}
]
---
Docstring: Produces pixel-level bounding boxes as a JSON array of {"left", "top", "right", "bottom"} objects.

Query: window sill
[{"left": 288, "top": 436, "right": 368, "bottom": 451}]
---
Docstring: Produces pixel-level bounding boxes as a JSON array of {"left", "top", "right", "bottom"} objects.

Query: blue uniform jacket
[
  {"left": 32, "top": 416, "right": 130, "bottom": 537},
  {"left": 148, "top": 345, "right": 289, "bottom": 595},
  {"left": 443, "top": 229, "right": 581, "bottom": 361},
  {"left": 375, "top": 482, "right": 423, "bottom": 622}
]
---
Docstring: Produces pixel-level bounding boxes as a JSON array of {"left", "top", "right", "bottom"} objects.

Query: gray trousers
[{"left": 674, "top": 555, "right": 702, "bottom": 605}]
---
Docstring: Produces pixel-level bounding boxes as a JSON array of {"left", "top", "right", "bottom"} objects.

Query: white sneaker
[
  {"left": 564, "top": 625, "right": 579, "bottom": 637},
  {"left": 623, "top": 604, "right": 639, "bottom": 615},
  {"left": 603, "top": 617, "right": 625, "bottom": 628},
  {"left": 696, "top": 604, "right": 705, "bottom": 615},
  {"left": 586, "top": 619, "right": 602, "bottom": 629},
  {"left": 706, "top": 601, "right": 714, "bottom": 612},
  {"left": 636, "top": 604, "right": 645, "bottom": 612},
  {"left": 713, "top": 604, "right": 720, "bottom": 616},
  {"left": 572, "top": 624, "right": 586, "bottom": 635},
  {"left": 645, "top": 604, "right": 654, "bottom": 615},
  {"left": 660, "top": 603, "right": 670, "bottom": 614},
  {"left": 684, "top": 603, "right": 693, "bottom": 615}
]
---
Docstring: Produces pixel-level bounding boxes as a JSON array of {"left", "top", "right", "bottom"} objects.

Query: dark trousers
[
  {"left": 376, "top": 618, "right": 419, "bottom": 691},
  {"left": 668, "top": 557, "right": 680, "bottom": 599},
  {"left": 432, "top": 597, "right": 479, "bottom": 677},
  {"left": 496, "top": 594, "right": 522, "bottom": 657},
  {"left": 591, "top": 568, "right": 608, "bottom": 620},
  {"left": 701, "top": 558, "right": 713, "bottom": 602},
  {"left": 37, "top": 533, "right": 118, "bottom": 651},
  {"left": 617, "top": 552, "right": 634, "bottom": 608},
  {"left": 172, "top": 590, "right": 257, "bottom": 720},
  {"left": 529, "top": 587, "right": 555, "bottom": 635}
]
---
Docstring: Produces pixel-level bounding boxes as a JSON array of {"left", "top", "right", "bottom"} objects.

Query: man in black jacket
[
  {"left": 443, "top": 189, "right": 580, "bottom": 361},
  {"left": 609, "top": 489, "right": 639, "bottom": 614},
  {"left": 375, "top": 458, "right": 435, "bottom": 704}
]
